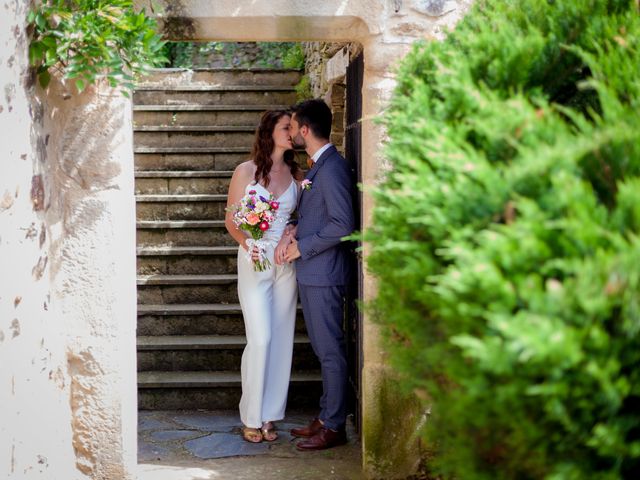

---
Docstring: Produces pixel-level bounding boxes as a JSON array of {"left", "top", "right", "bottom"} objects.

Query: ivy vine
[{"left": 28, "top": 0, "right": 166, "bottom": 96}]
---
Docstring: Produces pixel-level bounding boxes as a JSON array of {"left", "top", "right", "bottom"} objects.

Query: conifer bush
[{"left": 366, "top": 0, "right": 640, "bottom": 478}]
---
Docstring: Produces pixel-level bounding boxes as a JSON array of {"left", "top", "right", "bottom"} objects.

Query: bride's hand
[
  {"left": 274, "top": 232, "right": 292, "bottom": 265},
  {"left": 243, "top": 240, "right": 261, "bottom": 261}
]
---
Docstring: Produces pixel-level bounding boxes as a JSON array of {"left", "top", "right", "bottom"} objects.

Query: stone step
[
  {"left": 134, "top": 152, "right": 308, "bottom": 172},
  {"left": 137, "top": 303, "right": 307, "bottom": 336},
  {"left": 137, "top": 334, "right": 310, "bottom": 350},
  {"left": 134, "top": 130, "right": 255, "bottom": 149},
  {"left": 137, "top": 304, "right": 306, "bottom": 335},
  {"left": 137, "top": 246, "right": 237, "bottom": 255},
  {"left": 133, "top": 126, "right": 255, "bottom": 132},
  {"left": 137, "top": 220, "right": 226, "bottom": 229},
  {"left": 138, "top": 286, "right": 238, "bottom": 304},
  {"left": 138, "top": 370, "right": 320, "bottom": 388},
  {"left": 133, "top": 104, "right": 290, "bottom": 112},
  {"left": 135, "top": 171, "right": 233, "bottom": 196},
  {"left": 136, "top": 221, "right": 231, "bottom": 248},
  {"left": 135, "top": 170, "right": 235, "bottom": 177},
  {"left": 137, "top": 69, "right": 302, "bottom": 88},
  {"left": 137, "top": 274, "right": 239, "bottom": 304},
  {"left": 133, "top": 89, "right": 296, "bottom": 106},
  {"left": 137, "top": 254, "right": 236, "bottom": 276},
  {"left": 137, "top": 371, "right": 321, "bottom": 410},
  {"left": 138, "top": 348, "right": 317, "bottom": 373},
  {"left": 134, "top": 152, "right": 249, "bottom": 172},
  {"left": 134, "top": 85, "right": 298, "bottom": 91},
  {"left": 137, "top": 335, "right": 318, "bottom": 372},
  {"left": 137, "top": 274, "right": 237, "bottom": 285},
  {"left": 135, "top": 194, "right": 227, "bottom": 221},
  {"left": 137, "top": 246, "right": 237, "bottom": 276},
  {"left": 138, "top": 303, "right": 243, "bottom": 315},
  {"left": 133, "top": 110, "right": 265, "bottom": 128},
  {"left": 134, "top": 146, "right": 250, "bottom": 154},
  {"left": 137, "top": 194, "right": 228, "bottom": 202}
]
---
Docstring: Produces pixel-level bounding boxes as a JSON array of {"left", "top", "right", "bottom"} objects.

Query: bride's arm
[{"left": 225, "top": 161, "right": 254, "bottom": 252}]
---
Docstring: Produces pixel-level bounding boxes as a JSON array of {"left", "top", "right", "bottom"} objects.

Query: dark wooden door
[{"left": 344, "top": 50, "right": 363, "bottom": 435}]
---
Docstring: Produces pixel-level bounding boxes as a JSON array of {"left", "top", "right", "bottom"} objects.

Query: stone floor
[{"left": 137, "top": 409, "right": 363, "bottom": 480}]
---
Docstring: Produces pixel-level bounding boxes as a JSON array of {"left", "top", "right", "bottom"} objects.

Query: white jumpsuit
[{"left": 237, "top": 180, "right": 298, "bottom": 428}]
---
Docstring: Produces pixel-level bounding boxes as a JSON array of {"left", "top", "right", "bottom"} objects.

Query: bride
[{"left": 224, "top": 110, "right": 303, "bottom": 443}]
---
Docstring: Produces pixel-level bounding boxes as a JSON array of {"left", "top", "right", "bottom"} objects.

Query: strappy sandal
[
  {"left": 241, "top": 426, "right": 263, "bottom": 443},
  {"left": 261, "top": 421, "right": 278, "bottom": 442}
]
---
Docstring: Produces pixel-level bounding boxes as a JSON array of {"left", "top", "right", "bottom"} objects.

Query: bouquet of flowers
[{"left": 228, "top": 188, "right": 280, "bottom": 271}]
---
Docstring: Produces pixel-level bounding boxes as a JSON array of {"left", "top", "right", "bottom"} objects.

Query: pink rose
[
  {"left": 246, "top": 213, "right": 260, "bottom": 225},
  {"left": 270, "top": 201, "right": 280, "bottom": 210},
  {"left": 259, "top": 221, "right": 269, "bottom": 231},
  {"left": 248, "top": 189, "right": 256, "bottom": 195}
]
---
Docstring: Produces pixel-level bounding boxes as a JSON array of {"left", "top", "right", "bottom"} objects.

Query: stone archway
[{"left": 1, "top": 2, "right": 472, "bottom": 479}]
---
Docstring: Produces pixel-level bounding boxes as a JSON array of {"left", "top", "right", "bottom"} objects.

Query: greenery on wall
[
  {"left": 28, "top": 0, "right": 166, "bottom": 94},
  {"left": 161, "top": 42, "right": 305, "bottom": 69},
  {"left": 365, "top": 0, "right": 640, "bottom": 478}
]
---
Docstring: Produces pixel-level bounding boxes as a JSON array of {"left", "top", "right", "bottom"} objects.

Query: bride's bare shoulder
[
  {"left": 235, "top": 160, "right": 255, "bottom": 173},
  {"left": 233, "top": 160, "right": 256, "bottom": 179}
]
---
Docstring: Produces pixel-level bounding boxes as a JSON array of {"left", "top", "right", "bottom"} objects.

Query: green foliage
[
  {"left": 282, "top": 43, "right": 305, "bottom": 70},
  {"left": 161, "top": 42, "right": 305, "bottom": 69},
  {"left": 28, "top": 0, "right": 166, "bottom": 94},
  {"left": 294, "top": 75, "right": 313, "bottom": 102},
  {"left": 365, "top": 0, "right": 640, "bottom": 478}
]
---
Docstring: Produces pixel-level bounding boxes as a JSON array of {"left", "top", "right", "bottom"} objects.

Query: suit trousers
[{"left": 298, "top": 283, "right": 347, "bottom": 431}]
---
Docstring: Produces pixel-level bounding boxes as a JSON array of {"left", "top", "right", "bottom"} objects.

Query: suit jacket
[{"left": 296, "top": 145, "right": 355, "bottom": 286}]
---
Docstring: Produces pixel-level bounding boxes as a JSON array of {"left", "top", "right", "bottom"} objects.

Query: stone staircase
[{"left": 134, "top": 69, "right": 321, "bottom": 410}]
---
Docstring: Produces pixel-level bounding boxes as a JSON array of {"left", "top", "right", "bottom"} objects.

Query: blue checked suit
[{"left": 295, "top": 145, "right": 355, "bottom": 430}]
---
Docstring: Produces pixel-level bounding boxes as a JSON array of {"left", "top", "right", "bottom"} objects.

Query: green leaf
[
  {"left": 34, "top": 13, "right": 47, "bottom": 31},
  {"left": 38, "top": 70, "right": 51, "bottom": 89},
  {"left": 28, "top": 42, "right": 44, "bottom": 66}
]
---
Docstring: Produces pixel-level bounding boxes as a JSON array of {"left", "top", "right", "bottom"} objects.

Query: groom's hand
[
  {"left": 284, "top": 237, "right": 301, "bottom": 263},
  {"left": 274, "top": 233, "right": 292, "bottom": 265}
]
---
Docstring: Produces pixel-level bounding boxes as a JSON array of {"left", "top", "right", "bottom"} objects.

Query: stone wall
[
  {"left": 302, "top": 42, "right": 363, "bottom": 154},
  {"left": 43, "top": 77, "right": 138, "bottom": 480},
  {"left": 1, "top": 2, "right": 137, "bottom": 479},
  {"left": 0, "top": 2, "right": 80, "bottom": 479}
]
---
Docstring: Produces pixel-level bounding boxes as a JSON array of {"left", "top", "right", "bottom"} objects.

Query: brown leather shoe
[
  {"left": 295, "top": 427, "right": 347, "bottom": 450},
  {"left": 290, "top": 418, "right": 323, "bottom": 438}
]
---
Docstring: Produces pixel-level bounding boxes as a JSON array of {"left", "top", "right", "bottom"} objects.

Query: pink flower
[
  {"left": 248, "top": 189, "right": 256, "bottom": 195},
  {"left": 246, "top": 213, "right": 260, "bottom": 225},
  {"left": 259, "top": 221, "right": 269, "bottom": 231},
  {"left": 301, "top": 179, "right": 312, "bottom": 191},
  {"left": 270, "top": 201, "right": 280, "bottom": 210}
]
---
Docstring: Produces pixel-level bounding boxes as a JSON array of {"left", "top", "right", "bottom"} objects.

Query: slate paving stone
[
  {"left": 138, "top": 413, "right": 175, "bottom": 432},
  {"left": 170, "top": 412, "right": 239, "bottom": 431},
  {"left": 138, "top": 439, "right": 171, "bottom": 462},
  {"left": 184, "top": 432, "right": 270, "bottom": 458},
  {"left": 150, "top": 429, "right": 203, "bottom": 442}
]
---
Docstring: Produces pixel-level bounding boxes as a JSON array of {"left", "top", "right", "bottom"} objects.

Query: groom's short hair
[{"left": 291, "top": 99, "right": 332, "bottom": 141}]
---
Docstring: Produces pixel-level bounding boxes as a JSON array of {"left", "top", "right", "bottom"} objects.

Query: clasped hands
[{"left": 275, "top": 225, "right": 301, "bottom": 265}]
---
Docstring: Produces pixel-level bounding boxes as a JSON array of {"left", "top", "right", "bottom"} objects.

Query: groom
[{"left": 281, "top": 99, "right": 355, "bottom": 450}]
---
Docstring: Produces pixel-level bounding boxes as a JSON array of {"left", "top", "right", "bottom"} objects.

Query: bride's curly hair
[{"left": 251, "top": 110, "right": 300, "bottom": 188}]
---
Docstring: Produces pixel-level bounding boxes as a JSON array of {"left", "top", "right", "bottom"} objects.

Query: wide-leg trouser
[{"left": 237, "top": 247, "right": 297, "bottom": 428}]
